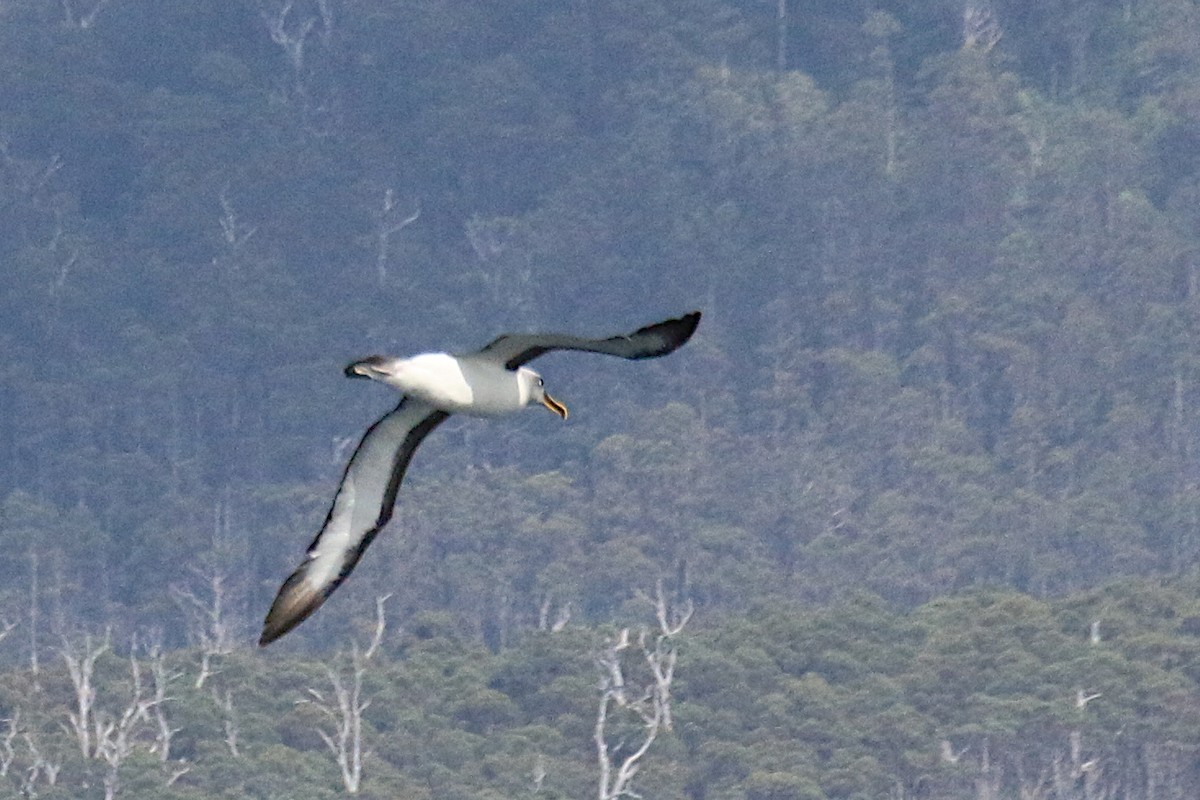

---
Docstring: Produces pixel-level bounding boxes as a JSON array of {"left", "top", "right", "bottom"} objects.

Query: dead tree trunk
[
  {"left": 144, "top": 636, "right": 184, "bottom": 763},
  {"left": 594, "top": 581, "right": 692, "bottom": 800},
  {"left": 372, "top": 189, "right": 419, "bottom": 287},
  {"left": 0, "top": 710, "right": 19, "bottom": 777},
  {"left": 170, "top": 563, "right": 236, "bottom": 688},
  {"left": 59, "top": 629, "right": 111, "bottom": 758},
  {"left": 303, "top": 594, "right": 390, "bottom": 794},
  {"left": 94, "top": 642, "right": 154, "bottom": 800},
  {"left": 213, "top": 688, "right": 240, "bottom": 758},
  {"left": 22, "top": 730, "right": 63, "bottom": 792}
]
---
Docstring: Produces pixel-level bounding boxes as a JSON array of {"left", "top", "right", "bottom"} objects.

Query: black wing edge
[
  {"left": 498, "top": 310, "right": 702, "bottom": 369},
  {"left": 616, "top": 310, "right": 702, "bottom": 358},
  {"left": 258, "top": 407, "right": 449, "bottom": 646}
]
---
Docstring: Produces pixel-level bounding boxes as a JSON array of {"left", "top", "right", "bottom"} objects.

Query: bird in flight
[{"left": 259, "top": 311, "right": 701, "bottom": 645}]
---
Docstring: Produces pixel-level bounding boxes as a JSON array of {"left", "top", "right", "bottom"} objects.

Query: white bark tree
[
  {"left": 143, "top": 635, "right": 184, "bottom": 763},
  {"left": 372, "top": 189, "right": 419, "bottom": 287},
  {"left": 0, "top": 710, "right": 19, "bottom": 777},
  {"left": 260, "top": 0, "right": 337, "bottom": 133},
  {"left": 59, "top": 629, "right": 110, "bottom": 758},
  {"left": 22, "top": 730, "right": 63, "bottom": 792},
  {"left": 216, "top": 188, "right": 258, "bottom": 261},
  {"left": 261, "top": 0, "right": 315, "bottom": 76},
  {"left": 213, "top": 688, "right": 241, "bottom": 758},
  {"left": 962, "top": 3, "right": 1003, "bottom": 52},
  {"left": 594, "top": 581, "right": 692, "bottom": 800},
  {"left": 0, "top": 620, "right": 17, "bottom": 650},
  {"left": 93, "top": 642, "right": 154, "bottom": 800},
  {"left": 29, "top": 550, "right": 40, "bottom": 684},
  {"left": 537, "top": 594, "right": 572, "bottom": 632},
  {"left": 302, "top": 594, "right": 390, "bottom": 794},
  {"left": 170, "top": 562, "right": 236, "bottom": 689},
  {"left": 61, "top": 0, "right": 111, "bottom": 28}
]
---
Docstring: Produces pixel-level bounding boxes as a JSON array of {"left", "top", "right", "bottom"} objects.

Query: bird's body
[
  {"left": 350, "top": 352, "right": 533, "bottom": 415},
  {"left": 259, "top": 311, "right": 701, "bottom": 645}
]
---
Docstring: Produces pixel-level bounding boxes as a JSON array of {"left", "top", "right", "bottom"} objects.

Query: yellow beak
[{"left": 541, "top": 393, "right": 568, "bottom": 420}]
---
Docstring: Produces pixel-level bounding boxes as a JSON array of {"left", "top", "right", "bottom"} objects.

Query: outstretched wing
[
  {"left": 476, "top": 311, "right": 701, "bottom": 370},
  {"left": 260, "top": 399, "right": 449, "bottom": 645}
]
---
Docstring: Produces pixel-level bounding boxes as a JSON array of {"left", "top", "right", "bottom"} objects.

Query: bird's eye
[{"left": 537, "top": 377, "right": 544, "bottom": 386}]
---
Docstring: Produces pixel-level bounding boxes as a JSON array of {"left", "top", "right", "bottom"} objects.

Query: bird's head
[
  {"left": 518, "top": 368, "right": 568, "bottom": 419},
  {"left": 345, "top": 355, "right": 399, "bottom": 381}
]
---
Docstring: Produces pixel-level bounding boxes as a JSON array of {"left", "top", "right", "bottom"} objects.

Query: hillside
[{"left": 2, "top": 1, "right": 1200, "bottom": 796}]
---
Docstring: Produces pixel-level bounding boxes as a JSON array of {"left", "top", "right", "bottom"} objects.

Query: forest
[{"left": 2, "top": 0, "right": 1200, "bottom": 797}]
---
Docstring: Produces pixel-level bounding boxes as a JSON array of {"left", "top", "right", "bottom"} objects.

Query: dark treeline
[
  {"left": 0, "top": 584, "right": 1197, "bottom": 799},
  {"left": 1, "top": 0, "right": 1197, "bottom": 650},
  {"left": 2, "top": 0, "right": 1200, "bottom": 796}
]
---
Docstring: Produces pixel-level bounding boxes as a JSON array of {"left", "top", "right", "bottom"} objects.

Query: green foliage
[
  {"left": 2, "top": 0, "right": 1200, "bottom": 795},
  {"left": 0, "top": 584, "right": 1194, "bottom": 798}
]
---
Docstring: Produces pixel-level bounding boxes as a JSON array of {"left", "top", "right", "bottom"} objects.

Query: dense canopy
[{"left": 2, "top": 0, "right": 1200, "bottom": 797}]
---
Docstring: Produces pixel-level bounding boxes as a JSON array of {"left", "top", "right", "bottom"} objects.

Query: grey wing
[
  {"left": 476, "top": 311, "right": 701, "bottom": 370},
  {"left": 259, "top": 399, "right": 449, "bottom": 646}
]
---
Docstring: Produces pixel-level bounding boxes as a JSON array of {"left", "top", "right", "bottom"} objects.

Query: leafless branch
[
  {"left": 213, "top": 688, "right": 241, "bottom": 758},
  {"left": 170, "top": 562, "right": 236, "bottom": 688},
  {"left": 0, "top": 619, "right": 17, "bottom": 651},
  {"left": 373, "top": 188, "right": 420, "bottom": 286},
  {"left": 145, "top": 635, "right": 185, "bottom": 762},
  {"left": 962, "top": 3, "right": 1002, "bottom": 52},
  {"left": 165, "top": 760, "right": 192, "bottom": 786},
  {"left": 0, "top": 710, "right": 19, "bottom": 777},
  {"left": 301, "top": 594, "right": 391, "bottom": 793},
  {"left": 62, "top": 0, "right": 111, "bottom": 28},
  {"left": 93, "top": 639, "right": 155, "bottom": 800},
  {"left": 262, "top": 0, "right": 316, "bottom": 74},
  {"left": 22, "top": 730, "right": 63, "bottom": 791},
  {"left": 594, "top": 584, "right": 690, "bottom": 799},
  {"left": 59, "top": 629, "right": 111, "bottom": 758},
  {"left": 218, "top": 188, "right": 258, "bottom": 252}
]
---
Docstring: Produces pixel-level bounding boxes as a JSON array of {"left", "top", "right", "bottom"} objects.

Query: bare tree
[
  {"left": 301, "top": 594, "right": 390, "bottom": 794},
  {"left": 61, "top": 0, "right": 111, "bottom": 28},
  {"left": 170, "top": 563, "right": 236, "bottom": 689},
  {"left": 29, "top": 551, "right": 40, "bottom": 684},
  {"left": 261, "top": 0, "right": 315, "bottom": 76},
  {"left": 165, "top": 760, "right": 192, "bottom": 787},
  {"left": 531, "top": 753, "right": 547, "bottom": 793},
  {"left": 315, "top": 0, "right": 335, "bottom": 45},
  {"left": 538, "top": 594, "right": 572, "bottom": 633},
  {"left": 0, "top": 619, "right": 17, "bottom": 650},
  {"left": 962, "top": 3, "right": 1003, "bottom": 52},
  {"left": 216, "top": 187, "right": 258, "bottom": 262},
  {"left": 22, "top": 730, "right": 63, "bottom": 792},
  {"left": 143, "top": 635, "right": 184, "bottom": 763},
  {"left": 776, "top": 0, "right": 788, "bottom": 72},
  {"left": 59, "top": 629, "right": 111, "bottom": 758},
  {"left": 594, "top": 581, "right": 692, "bottom": 800},
  {"left": 213, "top": 688, "right": 240, "bottom": 758},
  {"left": 93, "top": 643, "right": 154, "bottom": 800},
  {"left": 0, "top": 710, "right": 19, "bottom": 777},
  {"left": 1050, "top": 731, "right": 1104, "bottom": 800},
  {"left": 464, "top": 215, "right": 536, "bottom": 320},
  {"left": 372, "top": 189, "right": 420, "bottom": 287}
]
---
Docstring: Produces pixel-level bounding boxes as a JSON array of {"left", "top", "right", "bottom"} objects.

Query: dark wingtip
[
  {"left": 259, "top": 568, "right": 329, "bottom": 647},
  {"left": 679, "top": 310, "right": 701, "bottom": 340},
  {"left": 635, "top": 310, "right": 701, "bottom": 357}
]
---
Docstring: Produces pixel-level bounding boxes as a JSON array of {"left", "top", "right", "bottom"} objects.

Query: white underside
[
  {"left": 302, "top": 401, "right": 437, "bottom": 591},
  {"left": 385, "top": 353, "right": 476, "bottom": 411}
]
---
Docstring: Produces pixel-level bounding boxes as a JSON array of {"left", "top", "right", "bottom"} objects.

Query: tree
[
  {"left": 301, "top": 594, "right": 390, "bottom": 794},
  {"left": 594, "top": 581, "right": 692, "bottom": 800}
]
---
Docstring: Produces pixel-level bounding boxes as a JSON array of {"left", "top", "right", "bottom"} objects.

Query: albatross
[{"left": 259, "top": 311, "right": 701, "bottom": 645}]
